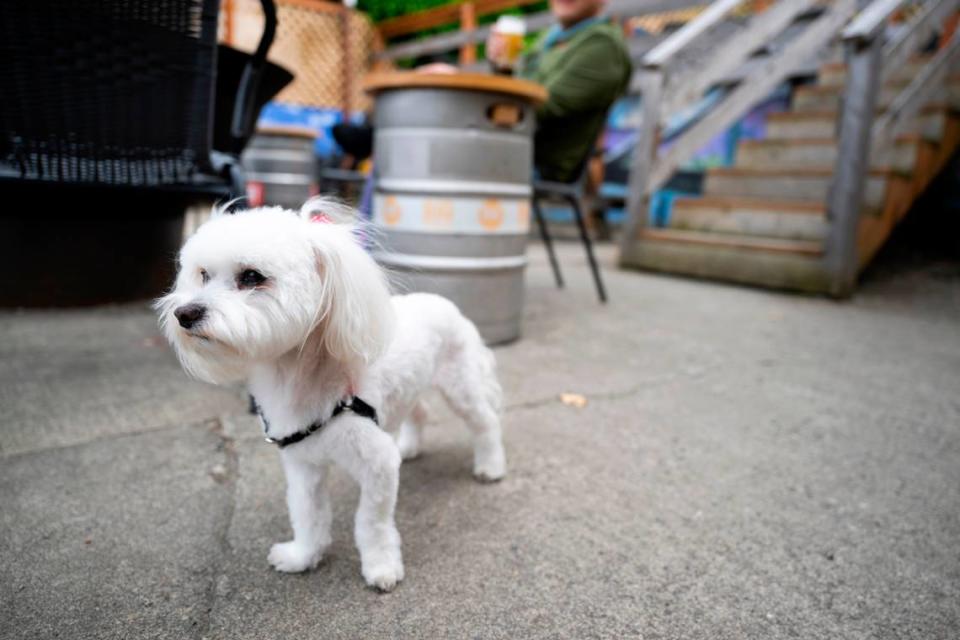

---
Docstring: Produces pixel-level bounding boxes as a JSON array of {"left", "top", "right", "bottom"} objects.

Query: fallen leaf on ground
[{"left": 559, "top": 393, "right": 588, "bottom": 408}]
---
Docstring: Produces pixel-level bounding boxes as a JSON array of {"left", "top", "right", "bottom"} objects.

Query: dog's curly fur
[{"left": 156, "top": 199, "right": 505, "bottom": 591}]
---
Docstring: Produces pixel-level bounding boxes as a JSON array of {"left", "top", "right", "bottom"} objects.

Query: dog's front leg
[
  {"left": 327, "top": 416, "right": 404, "bottom": 591},
  {"left": 268, "top": 454, "right": 332, "bottom": 573}
]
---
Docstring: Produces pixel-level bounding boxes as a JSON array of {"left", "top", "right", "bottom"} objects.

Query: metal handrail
[
  {"left": 874, "top": 28, "right": 960, "bottom": 145},
  {"left": 621, "top": 0, "right": 856, "bottom": 202},
  {"left": 842, "top": 0, "right": 905, "bottom": 41},
  {"left": 642, "top": 0, "right": 743, "bottom": 69},
  {"left": 882, "top": 0, "right": 959, "bottom": 80},
  {"left": 660, "top": 0, "right": 819, "bottom": 115},
  {"left": 653, "top": 0, "right": 856, "bottom": 191},
  {"left": 825, "top": 0, "right": 960, "bottom": 295},
  {"left": 619, "top": 0, "right": 865, "bottom": 283},
  {"left": 617, "top": 0, "right": 959, "bottom": 296}
]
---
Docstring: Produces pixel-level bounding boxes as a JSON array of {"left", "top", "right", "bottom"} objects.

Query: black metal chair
[
  {"left": 532, "top": 152, "right": 608, "bottom": 303},
  {"left": 0, "top": 0, "right": 280, "bottom": 198},
  {"left": 318, "top": 166, "right": 368, "bottom": 201}
]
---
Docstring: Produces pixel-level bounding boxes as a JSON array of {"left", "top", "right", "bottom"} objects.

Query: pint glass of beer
[{"left": 491, "top": 15, "right": 526, "bottom": 70}]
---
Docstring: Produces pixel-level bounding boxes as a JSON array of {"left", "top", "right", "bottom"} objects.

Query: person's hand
[
  {"left": 486, "top": 31, "right": 507, "bottom": 67},
  {"left": 415, "top": 63, "right": 459, "bottom": 75}
]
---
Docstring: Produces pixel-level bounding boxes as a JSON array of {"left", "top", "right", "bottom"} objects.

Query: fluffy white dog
[{"left": 156, "top": 199, "right": 506, "bottom": 591}]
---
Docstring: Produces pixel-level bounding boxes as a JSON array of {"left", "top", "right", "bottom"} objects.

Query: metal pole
[
  {"left": 825, "top": 34, "right": 884, "bottom": 297},
  {"left": 618, "top": 67, "right": 664, "bottom": 266}
]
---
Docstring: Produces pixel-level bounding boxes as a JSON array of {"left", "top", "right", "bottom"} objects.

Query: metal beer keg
[
  {"left": 242, "top": 126, "right": 318, "bottom": 209},
  {"left": 364, "top": 73, "right": 546, "bottom": 344}
]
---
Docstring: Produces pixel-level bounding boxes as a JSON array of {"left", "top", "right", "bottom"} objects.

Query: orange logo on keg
[
  {"left": 516, "top": 201, "right": 530, "bottom": 229},
  {"left": 382, "top": 196, "right": 402, "bottom": 226},
  {"left": 478, "top": 199, "right": 504, "bottom": 231},
  {"left": 422, "top": 199, "right": 454, "bottom": 228}
]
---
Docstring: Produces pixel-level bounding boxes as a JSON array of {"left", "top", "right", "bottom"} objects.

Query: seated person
[
  {"left": 337, "top": 0, "right": 631, "bottom": 185},
  {"left": 494, "top": 0, "right": 632, "bottom": 183}
]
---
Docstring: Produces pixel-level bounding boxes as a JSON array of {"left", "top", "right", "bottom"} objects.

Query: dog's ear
[
  {"left": 300, "top": 196, "right": 358, "bottom": 224},
  {"left": 306, "top": 218, "right": 395, "bottom": 376}
]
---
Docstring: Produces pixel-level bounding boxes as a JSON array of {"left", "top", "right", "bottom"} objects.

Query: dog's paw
[
  {"left": 473, "top": 466, "right": 506, "bottom": 483},
  {"left": 268, "top": 541, "right": 323, "bottom": 573},
  {"left": 473, "top": 455, "right": 506, "bottom": 483},
  {"left": 362, "top": 556, "right": 405, "bottom": 592},
  {"left": 473, "top": 438, "right": 506, "bottom": 482}
]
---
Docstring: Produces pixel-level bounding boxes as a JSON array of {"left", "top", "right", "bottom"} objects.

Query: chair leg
[
  {"left": 567, "top": 194, "right": 608, "bottom": 303},
  {"left": 532, "top": 197, "right": 564, "bottom": 289}
]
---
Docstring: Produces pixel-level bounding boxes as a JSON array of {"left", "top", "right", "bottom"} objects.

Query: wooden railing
[
  {"left": 618, "top": 0, "right": 960, "bottom": 296},
  {"left": 377, "top": 0, "right": 542, "bottom": 39},
  {"left": 376, "top": 0, "right": 544, "bottom": 64},
  {"left": 377, "top": 0, "right": 707, "bottom": 61},
  {"left": 221, "top": 0, "right": 384, "bottom": 112},
  {"left": 826, "top": 0, "right": 960, "bottom": 294}
]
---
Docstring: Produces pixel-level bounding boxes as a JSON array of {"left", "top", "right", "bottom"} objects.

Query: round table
[{"left": 364, "top": 72, "right": 547, "bottom": 345}]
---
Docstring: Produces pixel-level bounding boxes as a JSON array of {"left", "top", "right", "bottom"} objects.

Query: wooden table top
[{"left": 363, "top": 71, "right": 548, "bottom": 105}]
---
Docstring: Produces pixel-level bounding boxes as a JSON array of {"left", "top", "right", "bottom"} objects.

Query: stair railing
[
  {"left": 826, "top": 0, "right": 960, "bottom": 295},
  {"left": 619, "top": 0, "right": 860, "bottom": 264}
]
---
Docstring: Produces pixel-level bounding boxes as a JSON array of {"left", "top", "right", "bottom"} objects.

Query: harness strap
[{"left": 255, "top": 396, "right": 380, "bottom": 448}]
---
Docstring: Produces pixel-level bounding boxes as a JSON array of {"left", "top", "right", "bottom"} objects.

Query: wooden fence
[{"left": 221, "top": 0, "right": 387, "bottom": 112}]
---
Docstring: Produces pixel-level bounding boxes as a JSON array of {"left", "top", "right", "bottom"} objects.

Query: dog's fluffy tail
[{"left": 444, "top": 301, "right": 503, "bottom": 417}]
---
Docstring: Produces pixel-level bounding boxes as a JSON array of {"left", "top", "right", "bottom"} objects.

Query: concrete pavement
[{"left": 2, "top": 238, "right": 958, "bottom": 639}]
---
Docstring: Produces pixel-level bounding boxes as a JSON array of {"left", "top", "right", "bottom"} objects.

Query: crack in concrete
[
  {"left": 4, "top": 368, "right": 681, "bottom": 459},
  {"left": 194, "top": 417, "right": 239, "bottom": 640},
  {"left": 503, "top": 373, "right": 680, "bottom": 413},
  {"left": 0, "top": 420, "right": 203, "bottom": 460}
]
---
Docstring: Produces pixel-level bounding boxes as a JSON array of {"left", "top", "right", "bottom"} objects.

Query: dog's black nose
[{"left": 174, "top": 303, "right": 206, "bottom": 329}]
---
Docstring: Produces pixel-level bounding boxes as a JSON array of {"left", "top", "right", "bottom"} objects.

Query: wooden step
[
  {"left": 766, "top": 112, "right": 839, "bottom": 139},
  {"left": 669, "top": 196, "right": 828, "bottom": 241},
  {"left": 621, "top": 228, "right": 830, "bottom": 293},
  {"left": 703, "top": 167, "right": 895, "bottom": 212},
  {"left": 765, "top": 106, "right": 951, "bottom": 140},
  {"left": 640, "top": 228, "right": 823, "bottom": 255},
  {"left": 817, "top": 57, "right": 933, "bottom": 87},
  {"left": 735, "top": 135, "right": 928, "bottom": 172},
  {"left": 791, "top": 77, "right": 960, "bottom": 113}
]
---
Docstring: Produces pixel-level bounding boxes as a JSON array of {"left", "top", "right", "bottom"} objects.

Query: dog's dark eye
[
  {"left": 237, "top": 269, "right": 266, "bottom": 289},
  {"left": 200, "top": 269, "right": 210, "bottom": 284}
]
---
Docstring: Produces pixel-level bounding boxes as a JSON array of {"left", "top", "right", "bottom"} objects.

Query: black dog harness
[{"left": 255, "top": 396, "right": 379, "bottom": 448}]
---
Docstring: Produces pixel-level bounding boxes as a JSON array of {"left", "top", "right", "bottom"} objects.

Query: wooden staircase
[
  {"left": 624, "top": 65, "right": 960, "bottom": 293},
  {"left": 618, "top": 0, "right": 960, "bottom": 296}
]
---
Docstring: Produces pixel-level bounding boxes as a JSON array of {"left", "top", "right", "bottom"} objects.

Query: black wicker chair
[
  {"left": 0, "top": 0, "right": 279, "bottom": 197},
  {"left": 0, "top": 0, "right": 286, "bottom": 306}
]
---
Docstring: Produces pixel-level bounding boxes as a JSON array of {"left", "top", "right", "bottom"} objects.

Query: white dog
[{"left": 156, "top": 199, "right": 506, "bottom": 591}]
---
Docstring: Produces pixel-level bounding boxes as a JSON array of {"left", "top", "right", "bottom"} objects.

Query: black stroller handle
[{"left": 230, "top": 0, "right": 278, "bottom": 153}]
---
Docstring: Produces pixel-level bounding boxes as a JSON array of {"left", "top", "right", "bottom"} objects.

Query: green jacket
[{"left": 519, "top": 19, "right": 632, "bottom": 182}]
